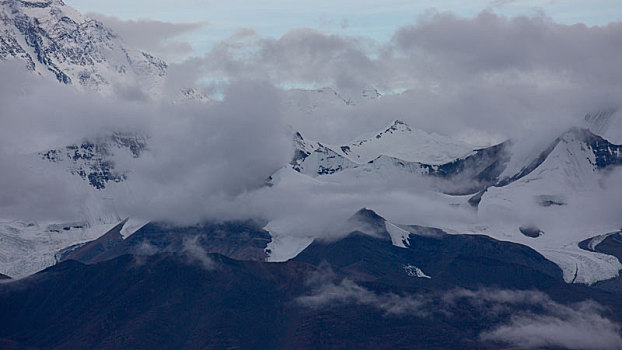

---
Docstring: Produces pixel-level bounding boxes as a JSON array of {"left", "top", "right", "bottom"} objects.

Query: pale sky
[{"left": 65, "top": 0, "right": 622, "bottom": 57}]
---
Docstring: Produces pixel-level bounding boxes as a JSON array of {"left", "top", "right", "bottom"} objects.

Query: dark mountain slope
[
  {"left": 294, "top": 209, "right": 563, "bottom": 290},
  {"left": 2, "top": 231, "right": 622, "bottom": 349},
  {"left": 58, "top": 220, "right": 271, "bottom": 265}
]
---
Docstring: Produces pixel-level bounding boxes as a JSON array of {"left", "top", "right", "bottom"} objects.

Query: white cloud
[
  {"left": 87, "top": 13, "right": 206, "bottom": 61},
  {"left": 181, "top": 236, "right": 216, "bottom": 270}
]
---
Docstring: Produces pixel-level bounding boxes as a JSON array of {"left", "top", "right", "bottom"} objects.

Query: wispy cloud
[
  {"left": 296, "top": 274, "right": 622, "bottom": 350},
  {"left": 296, "top": 277, "right": 428, "bottom": 317},
  {"left": 180, "top": 236, "right": 216, "bottom": 270}
]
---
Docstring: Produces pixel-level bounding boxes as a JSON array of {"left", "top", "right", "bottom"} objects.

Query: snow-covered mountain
[
  {"left": 271, "top": 120, "right": 622, "bottom": 285},
  {"left": 338, "top": 120, "right": 476, "bottom": 164},
  {"left": 0, "top": 1, "right": 209, "bottom": 278},
  {"left": 0, "top": 131, "right": 150, "bottom": 277},
  {"left": 0, "top": 219, "right": 117, "bottom": 278},
  {"left": 3, "top": 108, "right": 621, "bottom": 284},
  {"left": 0, "top": 0, "right": 167, "bottom": 97},
  {"left": 292, "top": 120, "right": 482, "bottom": 177},
  {"left": 469, "top": 127, "right": 622, "bottom": 284}
]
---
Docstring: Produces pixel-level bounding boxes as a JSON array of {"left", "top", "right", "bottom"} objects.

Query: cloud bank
[
  {"left": 177, "top": 11, "right": 622, "bottom": 144},
  {"left": 0, "top": 62, "right": 291, "bottom": 223},
  {"left": 2, "top": 10, "right": 622, "bottom": 237}
]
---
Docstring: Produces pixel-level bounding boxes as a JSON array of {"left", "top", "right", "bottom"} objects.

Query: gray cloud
[
  {"left": 393, "top": 11, "right": 622, "bottom": 85},
  {"left": 239, "top": 170, "right": 473, "bottom": 240},
  {"left": 0, "top": 62, "right": 150, "bottom": 220},
  {"left": 0, "top": 62, "right": 291, "bottom": 223},
  {"left": 116, "top": 80, "right": 292, "bottom": 223},
  {"left": 184, "top": 11, "right": 622, "bottom": 145},
  {"left": 2, "top": 10, "right": 622, "bottom": 252},
  {"left": 87, "top": 13, "right": 206, "bottom": 61},
  {"left": 182, "top": 27, "right": 381, "bottom": 94}
]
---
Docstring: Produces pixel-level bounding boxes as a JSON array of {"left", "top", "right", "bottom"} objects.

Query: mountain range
[{"left": 2, "top": 1, "right": 622, "bottom": 349}]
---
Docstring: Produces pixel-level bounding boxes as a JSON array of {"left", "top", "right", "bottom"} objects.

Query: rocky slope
[{"left": 0, "top": 0, "right": 167, "bottom": 97}]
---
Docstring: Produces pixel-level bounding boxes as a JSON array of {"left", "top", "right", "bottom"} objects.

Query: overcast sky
[{"left": 66, "top": 0, "right": 622, "bottom": 59}]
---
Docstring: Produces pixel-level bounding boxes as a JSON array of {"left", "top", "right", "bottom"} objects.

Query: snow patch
[
  {"left": 0, "top": 220, "right": 117, "bottom": 278},
  {"left": 385, "top": 221, "right": 411, "bottom": 248},
  {"left": 403, "top": 264, "right": 431, "bottom": 279},
  {"left": 264, "top": 224, "right": 313, "bottom": 262},
  {"left": 540, "top": 247, "right": 621, "bottom": 285},
  {"left": 119, "top": 218, "right": 149, "bottom": 239}
]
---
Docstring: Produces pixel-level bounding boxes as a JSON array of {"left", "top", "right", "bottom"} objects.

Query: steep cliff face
[
  {"left": 0, "top": 0, "right": 167, "bottom": 97},
  {"left": 40, "top": 132, "right": 147, "bottom": 190}
]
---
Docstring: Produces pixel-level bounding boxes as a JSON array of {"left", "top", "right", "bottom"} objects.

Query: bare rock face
[
  {"left": 40, "top": 132, "right": 147, "bottom": 190},
  {"left": 0, "top": 0, "right": 167, "bottom": 97}
]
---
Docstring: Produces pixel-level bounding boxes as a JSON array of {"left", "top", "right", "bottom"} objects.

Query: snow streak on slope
[
  {"left": 0, "top": 0, "right": 167, "bottom": 97},
  {"left": 264, "top": 223, "right": 313, "bottom": 262},
  {"left": 385, "top": 221, "right": 411, "bottom": 248}
]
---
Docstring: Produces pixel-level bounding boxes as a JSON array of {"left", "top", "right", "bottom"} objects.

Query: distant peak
[
  {"left": 392, "top": 120, "right": 408, "bottom": 127},
  {"left": 346, "top": 208, "right": 390, "bottom": 240},
  {"left": 385, "top": 119, "right": 412, "bottom": 133}
]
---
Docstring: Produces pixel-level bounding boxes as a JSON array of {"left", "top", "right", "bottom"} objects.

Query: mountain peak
[
  {"left": 386, "top": 119, "right": 412, "bottom": 133},
  {"left": 344, "top": 120, "right": 476, "bottom": 164},
  {"left": 350, "top": 208, "right": 385, "bottom": 224},
  {"left": 11, "top": 0, "right": 64, "bottom": 8},
  {"left": 348, "top": 208, "right": 413, "bottom": 248},
  {"left": 0, "top": 0, "right": 167, "bottom": 97}
]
